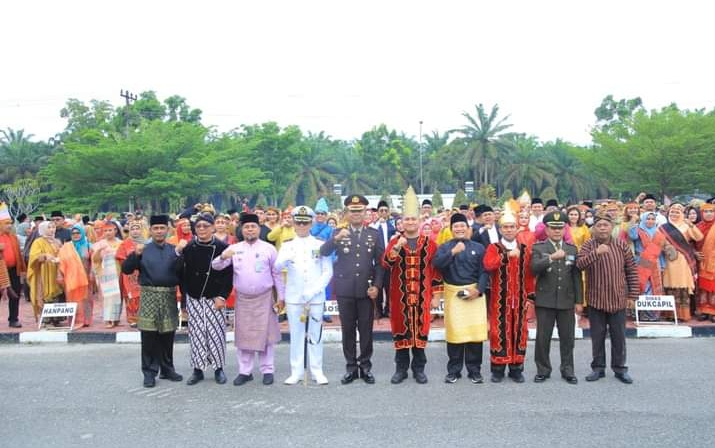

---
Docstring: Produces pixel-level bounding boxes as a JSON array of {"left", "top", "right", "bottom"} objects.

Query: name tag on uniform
[
  {"left": 255, "top": 258, "right": 265, "bottom": 273},
  {"left": 312, "top": 249, "right": 320, "bottom": 259}
]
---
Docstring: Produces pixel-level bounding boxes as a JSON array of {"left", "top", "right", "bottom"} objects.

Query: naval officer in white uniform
[{"left": 275, "top": 205, "right": 333, "bottom": 385}]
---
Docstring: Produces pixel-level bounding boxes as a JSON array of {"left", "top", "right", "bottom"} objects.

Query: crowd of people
[{"left": 0, "top": 188, "right": 713, "bottom": 388}]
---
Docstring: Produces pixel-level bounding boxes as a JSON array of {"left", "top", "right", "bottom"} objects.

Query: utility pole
[{"left": 120, "top": 89, "right": 138, "bottom": 213}]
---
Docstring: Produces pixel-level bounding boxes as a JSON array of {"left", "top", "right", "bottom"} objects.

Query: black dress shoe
[
  {"left": 563, "top": 375, "right": 578, "bottom": 385},
  {"left": 8, "top": 321, "right": 22, "bottom": 328},
  {"left": 143, "top": 376, "right": 156, "bottom": 388},
  {"left": 160, "top": 371, "right": 183, "bottom": 382},
  {"left": 413, "top": 371, "right": 428, "bottom": 384},
  {"left": 390, "top": 371, "right": 408, "bottom": 384},
  {"left": 585, "top": 370, "right": 605, "bottom": 382},
  {"left": 262, "top": 373, "right": 274, "bottom": 385},
  {"left": 491, "top": 375, "right": 504, "bottom": 383},
  {"left": 362, "top": 370, "right": 375, "bottom": 384},
  {"left": 186, "top": 369, "right": 204, "bottom": 386},
  {"left": 341, "top": 371, "right": 359, "bottom": 385},
  {"left": 233, "top": 373, "right": 253, "bottom": 386},
  {"left": 214, "top": 369, "right": 227, "bottom": 384},
  {"left": 534, "top": 374, "right": 549, "bottom": 383},
  {"left": 509, "top": 372, "right": 525, "bottom": 383},
  {"left": 614, "top": 372, "right": 633, "bottom": 384}
]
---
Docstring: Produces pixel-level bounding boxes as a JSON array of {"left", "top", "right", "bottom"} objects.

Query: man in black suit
[
  {"left": 530, "top": 211, "right": 583, "bottom": 384},
  {"left": 370, "top": 200, "right": 395, "bottom": 317},
  {"left": 320, "top": 194, "right": 385, "bottom": 384},
  {"left": 471, "top": 205, "right": 500, "bottom": 247}
]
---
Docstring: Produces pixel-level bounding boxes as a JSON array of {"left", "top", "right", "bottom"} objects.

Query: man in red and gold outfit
[
  {"left": 382, "top": 186, "right": 442, "bottom": 384},
  {"left": 483, "top": 206, "right": 535, "bottom": 383}
]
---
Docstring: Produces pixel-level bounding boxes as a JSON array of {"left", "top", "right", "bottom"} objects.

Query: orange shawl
[{"left": 58, "top": 242, "right": 90, "bottom": 301}]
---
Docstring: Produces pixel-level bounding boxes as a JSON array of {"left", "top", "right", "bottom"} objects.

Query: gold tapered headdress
[{"left": 402, "top": 186, "right": 419, "bottom": 218}]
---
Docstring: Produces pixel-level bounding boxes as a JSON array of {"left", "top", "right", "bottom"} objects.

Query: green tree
[
  {"left": 281, "top": 132, "right": 340, "bottom": 207},
  {"left": 355, "top": 124, "right": 414, "bottom": 193},
  {"left": 431, "top": 189, "right": 444, "bottom": 210},
  {"left": 589, "top": 104, "right": 715, "bottom": 197},
  {"left": 452, "top": 189, "right": 469, "bottom": 208},
  {"left": 498, "top": 134, "right": 556, "bottom": 196},
  {"left": 449, "top": 103, "right": 515, "bottom": 188},
  {"left": 0, "top": 128, "right": 55, "bottom": 183}
]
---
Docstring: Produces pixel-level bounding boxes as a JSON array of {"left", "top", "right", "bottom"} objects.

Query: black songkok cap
[
  {"left": 149, "top": 215, "right": 170, "bottom": 226},
  {"left": 643, "top": 194, "right": 658, "bottom": 202},
  {"left": 422, "top": 199, "right": 432, "bottom": 207},
  {"left": 239, "top": 213, "right": 259, "bottom": 225},
  {"left": 450, "top": 213, "right": 468, "bottom": 227},
  {"left": 545, "top": 199, "right": 559, "bottom": 208},
  {"left": 50, "top": 210, "right": 64, "bottom": 218},
  {"left": 377, "top": 200, "right": 389, "bottom": 209},
  {"left": 532, "top": 198, "right": 543, "bottom": 205}
]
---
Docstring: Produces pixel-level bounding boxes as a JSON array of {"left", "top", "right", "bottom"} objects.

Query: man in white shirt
[{"left": 275, "top": 206, "right": 333, "bottom": 385}]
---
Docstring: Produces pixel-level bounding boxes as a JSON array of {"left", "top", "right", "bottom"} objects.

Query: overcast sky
[{"left": 2, "top": 0, "right": 713, "bottom": 145}]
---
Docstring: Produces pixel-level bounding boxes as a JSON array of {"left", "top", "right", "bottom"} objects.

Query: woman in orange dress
[
  {"left": 659, "top": 203, "right": 703, "bottom": 321},
  {"left": 115, "top": 221, "right": 145, "bottom": 328},
  {"left": 57, "top": 224, "right": 93, "bottom": 328}
]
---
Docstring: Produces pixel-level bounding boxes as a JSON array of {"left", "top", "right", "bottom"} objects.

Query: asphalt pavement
[{"left": 2, "top": 339, "right": 714, "bottom": 448}]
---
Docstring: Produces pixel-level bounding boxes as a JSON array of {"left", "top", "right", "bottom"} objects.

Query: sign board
[
  {"left": 39, "top": 302, "right": 77, "bottom": 330},
  {"left": 325, "top": 300, "right": 340, "bottom": 316},
  {"left": 324, "top": 299, "right": 445, "bottom": 316},
  {"left": 635, "top": 294, "right": 677, "bottom": 326}
]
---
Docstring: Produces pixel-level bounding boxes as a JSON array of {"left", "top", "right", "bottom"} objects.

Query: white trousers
[{"left": 286, "top": 303, "right": 324, "bottom": 378}]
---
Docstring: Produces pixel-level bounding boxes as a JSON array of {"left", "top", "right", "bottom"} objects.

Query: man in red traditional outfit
[
  {"left": 483, "top": 206, "right": 534, "bottom": 383},
  {"left": 382, "top": 187, "right": 442, "bottom": 384}
]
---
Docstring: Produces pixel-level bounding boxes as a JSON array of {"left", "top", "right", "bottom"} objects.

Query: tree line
[{"left": 1, "top": 91, "right": 714, "bottom": 216}]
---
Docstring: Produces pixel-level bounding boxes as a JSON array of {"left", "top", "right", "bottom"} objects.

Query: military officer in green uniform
[{"left": 530, "top": 211, "right": 583, "bottom": 384}]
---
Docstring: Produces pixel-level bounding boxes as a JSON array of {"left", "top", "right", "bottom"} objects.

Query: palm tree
[
  {"left": 281, "top": 132, "right": 341, "bottom": 207},
  {"left": 0, "top": 128, "right": 54, "bottom": 183},
  {"left": 449, "top": 103, "right": 515, "bottom": 187},
  {"left": 542, "top": 139, "right": 608, "bottom": 201},
  {"left": 498, "top": 134, "right": 556, "bottom": 195}
]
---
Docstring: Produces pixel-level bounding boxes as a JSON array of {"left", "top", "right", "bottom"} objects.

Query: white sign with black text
[
  {"left": 38, "top": 302, "right": 77, "bottom": 330},
  {"left": 635, "top": 295, "right": 677, "bottom": 326}
]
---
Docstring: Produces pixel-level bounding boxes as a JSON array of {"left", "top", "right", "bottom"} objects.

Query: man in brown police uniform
[{"left": 320, "top": 194, "right": 385, "bottom": 384}]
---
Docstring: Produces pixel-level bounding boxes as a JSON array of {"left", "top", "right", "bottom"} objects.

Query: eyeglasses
[
  {"left": 295, "top": 221, "right": 311, "bottom": 226},
  {"left": 316, "top": 211, "right": 327, "bottom": 215},
  {"left": 378, "top": 208, "right": 389, "bottom": 213}
]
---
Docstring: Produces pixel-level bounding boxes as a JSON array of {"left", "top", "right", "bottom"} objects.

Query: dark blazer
[
  {"left": 373, "top": 220, "right": 396, "bottom": 246},
  {"left": 471, "top": 224, "right": 501, "bottom": 248},
  {"left": 177, "top": 237, "right": 234, "bottom": 300},
  {"left": 530, "top": 240, "right": 583, "bottom": 309},
  {"left": 320, "top": 226, "right": 385, "bottom": 298}
]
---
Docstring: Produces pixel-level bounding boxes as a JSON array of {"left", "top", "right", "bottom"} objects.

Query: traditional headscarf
[
  {"left": 174, "top": 218, "right": 193, "bottom": 242},
  {"left": 71, "top": 223, "right": 91, "bottom": 258},
  {"left": 638, "top": 212, "right": 659, "bottom": 238},
  {"left": 38, "top": 221, "right": 53, "bottom": 238}
]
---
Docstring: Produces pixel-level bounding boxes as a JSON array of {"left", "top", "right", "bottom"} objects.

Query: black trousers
[
  {"left": 534, "top": 306, "right": 575, "bottom": 377},
  {"left": 446, "top": 342, "right": 483, "bottom": 375},
  {"left": 6, "top": 267, "right": 21, "bottom": 323},
  {"left": 395, "top": 347, "right": 426, "bottom": 373},
  {"left": 588, "top": 307, "right": 627, "bottom": 374},
  {"left": 140, "top": 330, "right": 177, "bottom": 378},
  {"left": 337, "top": 295, "right": 374, "bottom": 372}
]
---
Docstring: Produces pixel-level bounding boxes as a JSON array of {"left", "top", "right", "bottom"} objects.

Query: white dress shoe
[
  {"left": 283, "top": 375, "right": 301, "bottom": 385},
  {"left": 313, "top": 372, "right": 329, "bottom": 385}
]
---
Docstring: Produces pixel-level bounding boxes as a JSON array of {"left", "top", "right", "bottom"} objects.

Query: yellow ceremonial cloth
[{"left": 443, "top": 282, "right": 488, "bottom": 343}]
